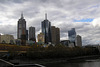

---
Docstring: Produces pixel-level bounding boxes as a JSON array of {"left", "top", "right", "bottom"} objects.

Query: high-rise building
[
  {"left": 75, "top": 35, "right": 82, "bottom": 47},
  {"left": 68, "top": 28, "right": 76, "bottom": 46},
  {"left": 37, "top": 32, "right": 45, "bottom": 43},
  {"left": 51, "top": 26, "right": 60, "bottom": 45},
  {"left": 26, "top": 30, "right": 28, "bottom": 40},
  {"left": 41, "top": 14, "right": 52, "bottom": 44},
  {"left": 17, "top": 13, "right": 26, "bottom": 45},
  {"left": 17, "top": 13, "right": 26, "bottom": 39},
  {"left": 29, "top": 26, "right": 36, "bottom": 41},
  {"left": 56, "top": 27, "right": 60, "bottom": 45},
  {"left": 51, "top": 26, "right": 56, "bottom": 45}
]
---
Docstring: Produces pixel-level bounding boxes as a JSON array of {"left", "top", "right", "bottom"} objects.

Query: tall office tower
[
  {"left": 51, "top": 26, "right": 56, "bottom": 45},
  {"left": 26, "top": 30, "right": 28, "bottom": 40},
  {"left": 68, "top": 28, "right": 76, "bottom": 46},
  {"left": 41, "top": 14, "right": 52, "bottom": 44},
  {"left": 51, "top": 26, "right": 60, "bottom": 45},
  {"left": 29, "top": 26, "right": 36, "bottom": 41},
  {"left": 56, "top": 27, "right": 60, "bottom": 45},
  {"left": 75, "top": 35, "right": 82, "bottom": 47},
  {"left": 17, "top": 13, "right": 26, "bottom": 45}
]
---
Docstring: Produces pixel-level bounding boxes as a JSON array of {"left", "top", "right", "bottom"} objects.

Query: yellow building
[
  {"left": 0, "top": 34, "right": 15, "bottom": 44},
  {"left": 37, "top": 32, "right": 44, "bottom": 43}
]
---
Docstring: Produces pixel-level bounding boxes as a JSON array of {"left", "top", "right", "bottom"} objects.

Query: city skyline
[{"left": 0, "top": 0, "right": 100, "bottom": 45}]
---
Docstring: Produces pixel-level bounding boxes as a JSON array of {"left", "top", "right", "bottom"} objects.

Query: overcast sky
[{"left": 0, "top": 0, "right": 100, "bottom": 45}]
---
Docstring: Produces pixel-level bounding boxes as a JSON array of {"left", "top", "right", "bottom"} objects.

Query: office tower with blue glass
[
  {"left": 41, "top": 14, "right": 52, "bottom": 44},
  {"left": 68, "top": 28, "right": 76, "bottom": 46}
]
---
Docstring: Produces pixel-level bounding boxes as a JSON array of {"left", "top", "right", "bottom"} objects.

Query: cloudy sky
[{"left": 0, "top": 0, "right": 100, "bottom": 45}]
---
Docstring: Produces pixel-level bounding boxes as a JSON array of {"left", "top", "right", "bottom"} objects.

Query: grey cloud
[{"left": 0, "top": 25, "right": 17, "bottom": 38}]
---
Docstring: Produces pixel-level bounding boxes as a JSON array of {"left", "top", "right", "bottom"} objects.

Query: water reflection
[{"left": 45, "top": 59, "right": 100, "bottom": 67}]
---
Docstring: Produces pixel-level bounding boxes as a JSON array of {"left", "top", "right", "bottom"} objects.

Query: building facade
[
  {"left": 17, "top": 13, "right": 26, "bottom": 45},
  {"left": 75, "top": 35, "right": 82, "bottom": 47},
  {"left": 60, "top": 40, "right": 70, "bottom": 46},
  {"left": 29, "top": 26, "right": 36, "bottom": 41},
  {"left": 68, "top": 28, "right": 76, "bottom": 46},
  {"left": 56, "top": 27, "right": 60, "bottom": 45},
  {"left": 41, "top": 14, "right": 52, "bottom": 44},
  {"left": 68, "top": 43, "right": 75, "bottom": 47},
  {"left": 26, "top": 30, "right": 28, "bottom": 40},
  {"left": 51, "top": 26, "right": 60, "bottom": 45},
  {"left": 51, "top": 26, "right": 56, "bottom": 45},
  {"left": 0, "top": 34, "right": 15, "bottom": 44},
  {"left": 37, "top": 32, "right": 45, "bottom": 43},
  {"left": 15, "top": 39, "right": 21, "bottom": 45}
]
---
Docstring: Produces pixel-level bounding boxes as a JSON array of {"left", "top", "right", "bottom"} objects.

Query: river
[
  {"left": 1, "top": 58, "right": 100, "bottom": 67},
  {"left": 44, "top": 58, "right": 100, "bottom": 67}
]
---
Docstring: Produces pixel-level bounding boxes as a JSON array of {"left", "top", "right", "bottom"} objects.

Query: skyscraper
[
  {"left": 75, "top": 35, "right": 82, "bottom": 47},
  {"left": 17, "top": 13, "right": 26, "bottom": 45},
  {"left": 17, "top": 13, "right": 26, "bottom": 39},
  {"left": 51, "top": 26, "right": 60, "bottom": 45},
  {"left": 56, "top": 27, "right": 60, "bottom": 45},
  {"left": 41, "top": 14, "right": 52, "bottom": 44},
  {"left": 68, "top": 28, "right": 76, "bottom": 46},
  {"left": 51, "top": 26, "right": 56, "bottom": 45},
  {"left": 29, "top": 26, "right": 36, "bottom": 41},
  {"left": 26, "top": 30, "right": 28, "bottom": 40}
]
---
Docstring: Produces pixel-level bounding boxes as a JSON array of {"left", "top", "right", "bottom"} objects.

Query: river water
[
  {"left": 1, "top": 58, "right": 100, "bottom": 67},
  {"left": 44, "top": 58, "right": 100, "bottom": 67}
]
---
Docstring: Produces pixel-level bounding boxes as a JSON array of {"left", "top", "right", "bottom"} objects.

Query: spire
[
  {"left": 45, "top": 13, "right": 47, "bottom": 20},
  {"left": 21, "top": 12, "right": 24, "bottom": 19}
]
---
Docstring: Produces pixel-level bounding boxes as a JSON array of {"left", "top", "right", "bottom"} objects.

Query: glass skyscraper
[
  {"left": 41, "top": 14, "right": 52, "bottom": 44},
  {"left": 17, "top": 13, "right": 26, "bottom": 39},
  {"left": 68, "top": 28, "right": 76, "bottom": 46}
]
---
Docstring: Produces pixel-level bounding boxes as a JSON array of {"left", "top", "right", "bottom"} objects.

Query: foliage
[
  {"left": 0, "top": 44, "right": 99, "bottom": 59},
  {"left": 0, "top": 44, "right": 30, "bottom": 51},
  {"left": 26, "top": 44, "right": 100, "bottom": 59}
]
